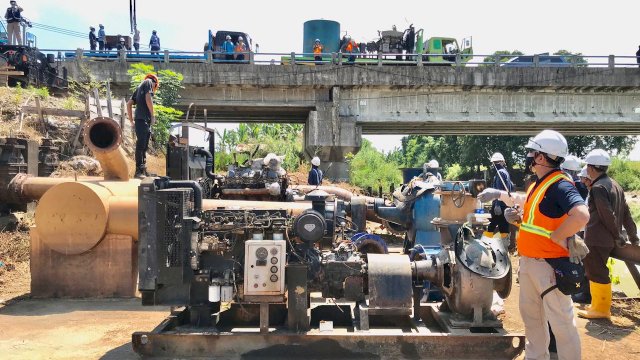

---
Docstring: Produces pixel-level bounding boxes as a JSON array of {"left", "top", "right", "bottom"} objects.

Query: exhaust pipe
[{"left": 82, "top": 117, "right": 129, "bottom": 181}]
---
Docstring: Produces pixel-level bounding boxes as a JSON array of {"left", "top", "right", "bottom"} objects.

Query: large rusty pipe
[
  {"left": 5, "top": 174, "right": 135, "bottom": 203},
  {"left": 221, "top": 188, "right": 272, "bottom": 196},
  {"left": 611, "top": 244, "right": 640, "bottom": 265},
  {"left": 82, "top": 116, "right": 129, "bottom": 181},
  {"left": 291, "top": 185, "right": 358, "bottom": 201}
]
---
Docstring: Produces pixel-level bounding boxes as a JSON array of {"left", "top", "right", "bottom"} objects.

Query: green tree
[
  {"left": 346, "top": 139, "right": 402, "bottom": 190},
  {"left": 553, "top": 50, "right": 587, "bottom": 65},
  {"left": 483, "top": 50, "right": 524, "bottom": 64}
]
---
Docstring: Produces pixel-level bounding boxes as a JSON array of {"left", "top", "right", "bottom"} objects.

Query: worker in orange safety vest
[
  {"left": 340, "top": 35, "right": 359, "bottom": 64},
  {"left": 313, "top": 39, "right": 324, "bottom": 65},
  {"left": 477, "top": 129, "right": 590, "bottom": 360}
]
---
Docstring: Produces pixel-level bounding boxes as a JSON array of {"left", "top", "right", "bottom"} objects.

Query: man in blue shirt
[
  {"left": 308, "top": 157, "right": 323, "bottom": 186},
  {"left": 149, "top": 30, "right": 161, "bottom": 55},
  {"left": 222, "top": 35, "right": 235, "bottom": 61}
]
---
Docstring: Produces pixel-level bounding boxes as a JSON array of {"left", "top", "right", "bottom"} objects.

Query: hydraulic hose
[{"left": 193, "top": 148, "right": 216, "bottom": 180}]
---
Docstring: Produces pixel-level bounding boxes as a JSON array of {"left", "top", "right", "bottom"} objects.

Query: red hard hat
[{"left": 144, "top": 73, "right": 159, "bottom": 90}]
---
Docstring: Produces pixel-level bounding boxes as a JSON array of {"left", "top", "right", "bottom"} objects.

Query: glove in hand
[
  {"left": 493, "top": 204, "right": 503, "bottom": 216},
  {"left": 504, "top": 207, "right": 522, "bottom": 225},
  {"left": 477, "top": 188, "right": 503, "bottom": 203},
  {"left": 568, "top": 235, "right": 589, "bottom": 264}
]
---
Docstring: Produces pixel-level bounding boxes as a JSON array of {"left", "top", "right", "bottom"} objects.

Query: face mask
[
  {"left": 494, "top": 163, "right": 504, "bottom": 170},
  {"left": 524, "top": 155, "right": 535, "bottom": 174}
]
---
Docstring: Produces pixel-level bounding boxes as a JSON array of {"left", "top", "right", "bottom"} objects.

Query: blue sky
[{"left": 16, "top": 0, "right": 640, "bottom": 158}]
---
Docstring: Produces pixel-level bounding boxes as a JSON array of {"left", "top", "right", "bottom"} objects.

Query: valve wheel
[{"left": 451, "top": 181, "right": 465, "bottom": 208}]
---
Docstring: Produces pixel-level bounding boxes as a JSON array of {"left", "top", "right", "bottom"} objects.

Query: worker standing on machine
[
  {"left": 578, "top": 149, "right": 639, "bottom": 319},
  {"left": 308, "top": 157, "right": 323, "bottom": 186},
  {"left": 127, "top": 73, "right": 159, "bottom": 178},
  {"left": 5, "top": 1, "right": 23, "bottom": 45},
  {"left": 313, "top": 39, "right": 324, "bottom": 65},
  {"left": 485, "top": 152, "right": 514, "bottom": 245},
  {"left": 478, "top": 130, "right": 589, "bottom": 360},
  {"left": 423, "top": 159, "right": 442, "bottom": 182}
]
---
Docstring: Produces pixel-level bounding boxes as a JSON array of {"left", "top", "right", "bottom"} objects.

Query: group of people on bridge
[{"left": 89, "top": 25, "right": 160, "bottom": 55}]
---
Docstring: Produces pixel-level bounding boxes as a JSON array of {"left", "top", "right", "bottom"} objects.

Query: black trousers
[
  {"left": 98, "top": 41, "right": 104, "bottom": 52},
  {"left": 90, "top": 42, "right": 96, "bottom": 51},
  {"left": 134, "top": 43, "right": 140, "bottom": 54},
  {"left": 583, "top": 245, "right": 614, "bottom": 284},
  {"left": 135, "top": 120, "right": 151, "bottom": 171}
]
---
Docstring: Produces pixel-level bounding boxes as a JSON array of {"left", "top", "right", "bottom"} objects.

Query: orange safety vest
[
  {"left": 518, "top": 170, "right": 572, "bottom": 258},
  {"left": 346, "top": 41, "right": 357, "bottom": 52},
  {"left": 313, "top": 44, "right": 323, "bottom": 54},
  {"left": 235, "top": 43, "right": 245, "bottom": 53}
]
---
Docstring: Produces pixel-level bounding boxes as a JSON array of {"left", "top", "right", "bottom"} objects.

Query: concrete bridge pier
[{"left": 304, "top": 89, "right": 362, "bottom": 182}]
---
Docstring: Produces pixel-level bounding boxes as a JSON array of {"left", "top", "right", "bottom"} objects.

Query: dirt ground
[{"left": 502, "top": 258, "right": 640, "bottom": 360}]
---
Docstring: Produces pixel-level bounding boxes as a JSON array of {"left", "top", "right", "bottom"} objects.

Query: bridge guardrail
[{"left": 36, "top": 48, "right": 640, "bottom": 68}]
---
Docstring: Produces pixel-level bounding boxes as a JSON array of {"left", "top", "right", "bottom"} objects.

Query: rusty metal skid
[{"left": 132, "top": 304, "right": 524, "bottom": 359}]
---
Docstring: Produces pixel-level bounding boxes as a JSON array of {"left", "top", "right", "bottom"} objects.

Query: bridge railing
[{"left": 40, "top": 48, "right": 640, "bottom": 68}]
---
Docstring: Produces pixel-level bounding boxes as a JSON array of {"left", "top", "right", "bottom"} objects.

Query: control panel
[{"left": 243, "top": 240, "right": 286, "bottom": 296}]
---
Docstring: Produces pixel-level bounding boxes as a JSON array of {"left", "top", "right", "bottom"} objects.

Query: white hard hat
[
  {"left": 346, "top": 35, "right": 351, "bottom": 40},
  {"left": 427, "top": 159, "right": 440, "bottom": 169},
  {"left": 315, "top": 39, "right": 320, "bottom": 42},
  {"left": 560, "top": 155, "right": 582, "bottom": 171},
  {"left": 238, "top": 36, "right": 244, "bottom": 41},
  {"left": 311, "top": 157, "right": 320, "bottom": 166},
  {"left": 226, "top": 35, "right": 231, "bottom": 40},
  {"left": 584, "top": 148, "right": 611, "bottom": 166},
  {"left": 578, "top": 165, "right": 590, "bottom": 179},
  {"left": 490, "top": 152, "right": 505, "bottom": 163},
  {"left": 525, "top": 130, "right": 568, "bottom": 159}
]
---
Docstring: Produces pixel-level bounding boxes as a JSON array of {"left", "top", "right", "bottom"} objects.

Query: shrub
[
  {"left": 346, "top": 140, "right": 402, "bottom": 190},
  {"left": 608, "top": 158, "right": 640, "bottom": 192}
]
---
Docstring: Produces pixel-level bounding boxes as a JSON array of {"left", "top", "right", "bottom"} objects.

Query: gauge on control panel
[
  {"left": 270, "top": 257, "right": 278, "bottom": 264},
  {"left": 255, "top": 247, "right": 268, "bottom": 260},
  {"left": 270, "top": 274, "right": 278, "bottom": 282},
  {"left": 270, "top": 248, "right": 278, "bottom": 255},
  {"left": 270, "top": 266, "right": 278, "bottom": 273}
]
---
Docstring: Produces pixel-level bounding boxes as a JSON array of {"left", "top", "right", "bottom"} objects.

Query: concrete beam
[{"left": 63, "top": 61, "right": 640, "bottom": 90}]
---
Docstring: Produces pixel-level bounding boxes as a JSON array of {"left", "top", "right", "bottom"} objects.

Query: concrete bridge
[{"left": 62, "top": 60, "right": 640, "bottom": 177}]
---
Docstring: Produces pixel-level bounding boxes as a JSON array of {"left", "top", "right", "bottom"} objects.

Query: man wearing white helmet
[
  {"left": 308, "top": 156, "right": 323, "bottom": 186},
  {"left": 423, "top": 159, "right": 442, "bottom": 182},
  {"left": 477, "top": 129, "right": 589, "bottom": 360},
  {"left": 485, "top": 152, "right": 514, "bottom": 243},
  {"left": 235, "top": 36, "right": 248, "bottom": 61},
  {"left": 561, "top": 155, "right": 588, "bottom": 200},
  {"left": 578, "top": 149, "right": 639, "bottom": 320},
  {"left": 223, "top": 35, "right": 235, "bottom": 61}
]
